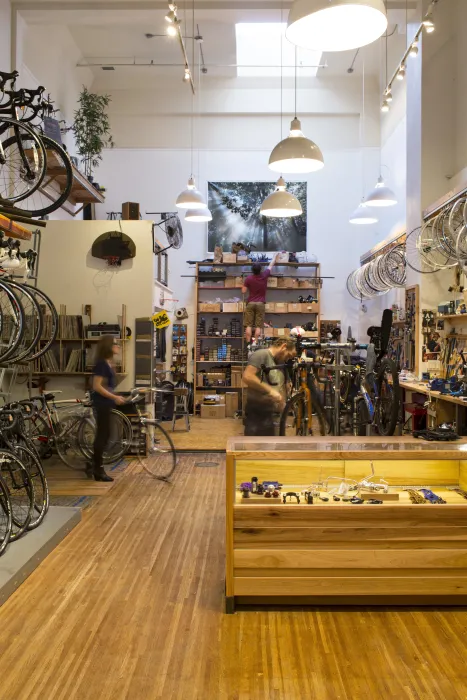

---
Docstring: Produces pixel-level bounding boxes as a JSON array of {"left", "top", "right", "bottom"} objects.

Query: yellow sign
[{"left": 151, "top": 311, "right": 171, "bottom": 329}]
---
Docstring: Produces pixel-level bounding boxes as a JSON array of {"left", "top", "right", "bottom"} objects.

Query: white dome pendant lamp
[
  {"left": 365, "top": 175, "right": 397, "bottom": 207},
  {"left": 260, "top": 177, "right": 302, "bottom": 218},
  {"left": 286, "top": 0, "right": 388, "bottom": 52},
  {"left": 185, "top": 208, "right": 212, "bottom": 222},
  {"left": 176, "top": 176, "right": 206, "bottom": 209},
  {"left": 349, "top": 200, "right": 378, "bottom": 225},
  {"left": 269, "top": 48, "right": 323, "bottom": 174}
]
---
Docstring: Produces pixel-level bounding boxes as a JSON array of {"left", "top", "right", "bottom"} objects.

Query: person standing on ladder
[{"left": 242, "top": 253, "right": 278, "bottom": 346}]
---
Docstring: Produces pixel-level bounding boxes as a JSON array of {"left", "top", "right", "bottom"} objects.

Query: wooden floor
[
  {"left": 2, "top": 456, "right": 467, "bottom": 698},
  {"left": 167, "top": 415, "right": 244, "bottom": 450},
  {"left": 43, "top": 458, "right": 125, "bottom": 496}
]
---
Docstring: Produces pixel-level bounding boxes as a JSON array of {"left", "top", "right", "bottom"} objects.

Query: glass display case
[{"left": 225, "top": 437, "right": 467, "bottom": 613}]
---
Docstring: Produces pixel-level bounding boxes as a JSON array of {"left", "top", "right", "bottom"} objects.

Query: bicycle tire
[
  {"left": 279, "top": 387, "right": 327, "bottom": 437},
  {"left": 55, "top": 412, "right": 91, "bottom": 470},
  {"left": 0, "top": 449, "right": 34, "bottom": 540},
  {"left": 0, "top": 116, "right": 47, "bottom": 204},
  {"left": 15, "top": 284, "right": 59, "bottom": 361},
  {"left": 10, "top": 443, "right": 49, "bottom": 529},
  {"left": 0, "top": 472, "right": 12, "bottom": 556},
  {"left": 1, "top": 134, "right": 73, "bottom": 216},
  {"left": 375, "top": 358, "right": 400, "bottom": 436},
  {"left": 78, "top": 408, "right": 133, "bottom": 464},
  {"left": 0, "top": 280, "right": 42, "bottom": 363},
  {"left": 0, "top": 280, "right": 25, "bottom": 363},
  {"left": 138, "top": 422, "right": 177, "bottom": 481},
  {"left": 355, "top": 398, "right": 369, "bottom": 436},
  {"left": 27, "top": 412, "right": 52, "bottom": 458}
]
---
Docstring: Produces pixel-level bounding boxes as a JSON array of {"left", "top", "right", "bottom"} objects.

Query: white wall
[
  {"left": 29, "top": 221, "right": 154, "bottom": 399},
  {"left": 0, "top": 0, "right": 10, "bottom": 70}
]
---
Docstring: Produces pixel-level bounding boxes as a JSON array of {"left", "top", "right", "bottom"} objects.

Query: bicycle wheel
[
  {"left": 0, "top": 116, "right": 47, "bottom": 204},
  {"left": 280, "top": 388, "right": 327, "bottom": 437},
  {"left": 1, "top": 280, "right": 42, "bottom": 363},
  {"left": 0, "top": 280, "right": 25, "bottom": 363},
  {"left": 0, "top": 449, "right": 34, "bottom": 540},
  {"left": 78, "top": 409, "right": 133, "bottom": 464},
  {"left": 20, "top": 284, "right": 59, "bottom": 361},
  {"left": 10, "top": 444, "right": 48, "bottom": 529},
  {"left": 1, "top": 134, "right": 73, "bottom": 216},
  {"left": 0, "top": 473, "right": 12, "bottom": 556},
  {"left": 354, "top": 398, "right": 370, "bottom": 436},
  {"left": 27, "top": 412, "right": 52, "bottom": 458},
  {"left": 137, "top": 422, "right": 177, "bottom": 481},
  {"left": 55, "top": 412, "right": 91, "bottom": 470},
  {"left": 375, "top": 358, "right": 400, "bottom": 436}
]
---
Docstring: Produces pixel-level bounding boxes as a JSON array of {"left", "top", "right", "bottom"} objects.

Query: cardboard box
[
  {"left": 225, "top": 277, "right": 235, "bottom": 288},
  {"left": 267, "top": 277, "right": 278, "bottom": 288},
  {"left": 277, "top": 277, "right": 288, "bottom": 288},
  {"left": 274, "top": 328, "right": 286, "bottom": 337},
  {"left": 222, "top": 253, "right": 237, "bottom": 263},
  {"left": 298, "top": 280, "right": 310, "bottom": 288},
  {"left": 197, "top": 373, "right": 205, "bottom": 386},
  {"left": 235, "top": 276, "right": 243, "bottom": 286},
  {"left": 275, "top": 302, "right": 287, "bottom": 314},
  {"left": 225, "top": 392, "right": 239, "bottom": 417},
  {"left": 290, "top": 279, "right": 300, "bottom": 288},
  {"left": 288, "top": 303, "right": 301, "bottom": 313},
  {"left": 200, "top": 403, "right": 226, "bottom": 419},
  {"left": 223, "top": 302, "right": 239, "bottom": 312},
  {"left": 264, "top": 328, "right": 275, "bottom": 337},
  {"left": 265, "top": 303, "right": 276, "bottom": 312},
  {"left": 301, "top": 303, "right": 318, "bottom": 314},
  {"left": 199, "top": 303, "right": 221, "bottom": 312}
]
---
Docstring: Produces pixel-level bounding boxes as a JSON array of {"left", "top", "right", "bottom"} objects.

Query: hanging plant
[{"left": 73, "top": 86, "right": 114, "bottom": 180}]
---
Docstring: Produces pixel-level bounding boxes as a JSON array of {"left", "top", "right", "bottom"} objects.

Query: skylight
[{"left": 235, "top": 23, "right": 322, "bottom": 78}]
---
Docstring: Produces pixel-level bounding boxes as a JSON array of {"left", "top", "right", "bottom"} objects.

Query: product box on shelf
[
  {"left": 264, "top": 328, "right": 274, "bottom": 337},
  {"left": 274, "top": 328, "right": 286, "bottom": 337},
  {"left": 277, "top": 278, "right": 288, "bottom": 288},
  {"left": 275, "top": 302, "right": 287, "bottom": 313},
  {"left": 226, "top": 392, "right": 239, "bottom": 417},
  {"left": 197, "top": 372, "right": 205, "bottom": 386},
  {"left": 302, "top": 331, "right": 319, "bottom": 338},
  {"left": 301, "top": 303, "right": 318, "bottom": 313},
  {"left": 290, "top": 279, "right": 300, "bottom": 288},
  {"left": 235, "top": 276, "right": 243, "bottom": 286},
  {"left": 200, "top": 403, "right": 226, "bottom": 419},
  {"left": 267, "top": 277, "right": 278, "bottom": 288},
  {"left": 265, "top": 303, "right": 276, "bottom": 312},
  {"left": 231, "top": 368, "right": 243, "bottom": 387},
  {"left": 288, "top": 303, "right": 301, "bottom": 313},
  {"left": 238, "top": 302, "right": 245, "bottom": 312},
  {"left": 199, "top": 303, "right": 221, "bottom": 312},
  {"left": 223, "top": 253, "right": 237, "bottom": 263},
  {"left": 225, "top": 277, "right": 235, "bottom": 288},
  {"left": 298, "top": 279, "right": 311, "bottom": 288},
  {"left": 223, "top": 302, "right": 239, "bottom": 313}
]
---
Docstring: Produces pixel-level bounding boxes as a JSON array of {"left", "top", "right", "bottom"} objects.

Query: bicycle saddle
[{"left": 0, "top": 70, "right": 19, "bottom": 80}]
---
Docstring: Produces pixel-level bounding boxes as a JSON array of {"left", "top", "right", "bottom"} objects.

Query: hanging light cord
[
  {"left": 361, "top": 59, "right": 365, "bottom": 199},
  {"left": 190, "top": 0, "right": 195, "bottom": 177},
  {"left": 280, "top": 1, "right": 283, "bottom": 141},
  {"left": 294, "top": 45, "right": 297, "bottom": 119}
]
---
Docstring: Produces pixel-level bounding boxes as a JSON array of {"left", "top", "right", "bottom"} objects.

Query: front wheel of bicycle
[
  {"left": 279, "top": 388, "right": 327, "bottom": 437},
  {"left": 55, "top": 413, "right": 91, "bottom": 470},
  {"left": 0, "top": 449, "right": 34, "bottom": 540},
  {"left": 137, "top": 422, "right": 177, "bottom": 481},
  {"left": 78, "top": 409, "right": 133, "bottom": 464},
  {"left": 375, "top": 358, "right": 400, "bottom": 436},
  {"left": 0, "top": 473, "right": 12, "bottom": 556}
]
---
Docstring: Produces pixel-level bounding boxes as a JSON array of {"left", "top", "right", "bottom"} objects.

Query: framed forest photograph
[{"left": 207, "top": 181, "right": 307, "bottom": 253}]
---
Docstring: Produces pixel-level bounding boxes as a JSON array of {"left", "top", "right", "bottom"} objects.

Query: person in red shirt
[{"left": 242, "top": 253, "right": 278, "bottom": 343}]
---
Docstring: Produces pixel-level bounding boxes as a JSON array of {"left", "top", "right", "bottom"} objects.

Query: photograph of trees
[{"left": 207, "top": 181, "right": 307, "bottom": 252}]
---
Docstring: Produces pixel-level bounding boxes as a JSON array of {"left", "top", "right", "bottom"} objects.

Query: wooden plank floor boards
[
  {"left": 1, "top": 456, "right": 467, "bottom": 698},
  {"left": 168, "top": 416, "right": 244, "bottom": 451}
]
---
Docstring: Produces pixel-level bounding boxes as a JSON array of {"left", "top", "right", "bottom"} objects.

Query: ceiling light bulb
[
  {"left": 409, "top": 39, "right": 419, "bottom": 57},
  {"left": 166, "top": 23, "right": 177, "bottom": 36},
  {"left": 269, "top": 118, "right": 324, "bottom": 174},
  {"left": 385, "top": 89, "right": 393, "bottom": 103},
  {"left": 183, "top": 68, "right": 190, "bottom": 81},
  {"left": 397, "top": 64, "right": 406, "bottom": 81},
  {"left": 176, "top": 177, "right": 206, "bottom": 209},
  {"left": 423, "top": 13, "right": 435, "bottom": 32},
  {"left": 260, "top": 177, "right": 302, "bottom": 218},
  {"left": 349, "top": 201, "right": 378, "bottom": 225},
  {"left": 165, "top": 9, "right": 176, "bottom": 22},
  {"left": 185, "top": 208, "right": 212, "bottom": 222},
  {"left": 365, "top": 175, "right": 397, "bottom": 207},
  {"left": 286, "top": 0, "right": 388, "bottom": 52},
  {"left": 381, "top": 100, "right": 389, "bottom": 113}
]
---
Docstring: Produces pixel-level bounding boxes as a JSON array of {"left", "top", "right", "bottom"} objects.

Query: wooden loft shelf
[
  {"left": 0, "top": 213, "right": 32, "bottom": 241},
  {"left": 41, "top": 150, "right": 105, "bottom": 211}
]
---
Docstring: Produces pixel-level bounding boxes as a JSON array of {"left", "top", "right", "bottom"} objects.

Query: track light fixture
[
  {"left": 423, "top": 12, "right": 435, "bottom": 32},
  {"left": 385, "top": 89, "right": 392, "bottom": 103},
  {"left": 165, "top": 3, "right": 177, "bottom": 22},
  {"left": 396, "top": 64, "right": 406, "bottom": 81},
  {"left": 409, "top": 38, "right": 419, "bottom": 57},
  {"left": 166, "top": 21, "right": 179, "bottom": 36},
  {"left": 183, "top": 68, "right": 191, "bottom": 81},
  {"left": 381, "top": 100, "right": 389, "bottom": 113}
]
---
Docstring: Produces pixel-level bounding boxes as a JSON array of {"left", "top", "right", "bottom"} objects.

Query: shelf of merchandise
[{"left": 194, "top": 261, "right": 322, "bottom": 415}]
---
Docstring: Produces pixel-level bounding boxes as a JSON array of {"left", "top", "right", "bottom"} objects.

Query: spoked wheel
[
  {"left": 0, "top": 449, "right": 34, "bottom": 541},
  {"left": 137, "top": 422, "right": 177, "bottom": 481},
  {"left": 279, "top": 388, "right": 328, "bottom": 437},
  {"left": 10, "top": 443, "right": 49, "bottom": 529},
  {"left": 1, "top": 280, "right": 42, "bottom": 363},
  {"left": 0, "top": 281, "right": 25, "bottom": 363},
  {"left": 0, "top": 117, "right": 47, "bottom": 205},
  {"left": 27, "top": 413, "right": 52, "bottom": 458},
  {"left": 0, "top": 473, "right": 12, "bottom": 556},
  {"left": 79, "top": 409, "right": 133, "bottom": 464},
  {"left": 354, "top": 398, "right": 370, "bottom": 436},
  {"left": 18, "top": 285, "right": 59, "bottom": 362},
  {"left": 55, "top": 412, "right": 90, "bottom": 470},
  {"left": 375, "top": 358, "right": 400, "bottom": 436}
]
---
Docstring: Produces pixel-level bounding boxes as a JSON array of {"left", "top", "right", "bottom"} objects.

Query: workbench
[
  {"left": 226, "top": 436, "right": 467, "bottom": 612},
  {"left": 400, "top": 380, "right": 467, "bottom": 434}
]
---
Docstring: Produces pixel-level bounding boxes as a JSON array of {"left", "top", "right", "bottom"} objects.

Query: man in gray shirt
[{"left": 242, "top": 337, "right": 297, "bottom": 436}]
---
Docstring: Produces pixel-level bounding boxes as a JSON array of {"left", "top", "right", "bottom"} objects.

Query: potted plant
[{"left": 73, "top": 86, "right": 114, "bottom": 182}]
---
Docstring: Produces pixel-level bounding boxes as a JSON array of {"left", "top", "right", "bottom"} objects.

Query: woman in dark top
[{"left": 90, "top": 336, "right": 125, "bottom": 482}]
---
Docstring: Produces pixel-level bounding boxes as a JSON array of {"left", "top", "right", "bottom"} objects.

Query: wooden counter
[{"left": 226, "top": 437, "right": 467, "bottom": 612}]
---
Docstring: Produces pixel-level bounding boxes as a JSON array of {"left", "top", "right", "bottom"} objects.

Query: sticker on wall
[{"left": 152, "top": 311, "right": 171, "bottom": 330}]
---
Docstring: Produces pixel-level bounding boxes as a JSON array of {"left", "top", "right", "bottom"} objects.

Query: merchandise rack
[{"left": 194, "top": 261, "right": 322, "bottom": 414}]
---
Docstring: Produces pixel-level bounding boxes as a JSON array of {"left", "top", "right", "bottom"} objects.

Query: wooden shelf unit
[{"left": 194, "top": 261, "right": 322, "bottom": 414}]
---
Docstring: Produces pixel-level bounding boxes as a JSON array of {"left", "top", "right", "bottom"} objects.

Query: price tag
[{"left": 152, "top": 311, "right": 171, "bottom": 329}]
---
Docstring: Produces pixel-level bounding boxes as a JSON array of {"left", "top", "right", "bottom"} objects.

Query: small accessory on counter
[
  {"left": 419, "top": 489, "right": 447, "bottom": 504},
  {"left": 407, "top": 489, "right": 428, "bottom": 504},
  {"left": 251, "top": 477, "right": 258, "bottom": 493},
  {"left": 350, "top": 497, "right": 364, "bottom": 504},
  {"left": 319, "top": 496, "right": 329, "bottom": 502},
  {"left": 367, "top": 499, "right": 383, "bottom": 504},
  {"left": 333, "top": 495, "right": 340, "bottom": 502},
  {"left": 451, "top": 488, "right": 467, "bottom": 500},
  {"left": 304, "top": 492, "right": 314, "bottom": 504},
  {"left": 283, "top": 492, "right": 300, "bottom": 504},
  {"left": 413, "top": 428, "right": 460, "bottom": 441}
]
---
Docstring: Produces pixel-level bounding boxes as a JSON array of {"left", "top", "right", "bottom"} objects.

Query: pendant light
[
  {"left": 365, "top": 175, "right": 397, "bottom": 207},
  {"left": 269, "top": 47, "right": 323, "bottom": 174},
  {"left": 286, "top": 0, "right": 388, "bottom": 52},
  {"left": 185, "top": 208, "right": 212, "bottom": 222},
  {"left": 175, "top": 1, "right": 207, "bottom": 211},
  {"left": 260, "top": 177, "right": 303, "bottom": 218},
  {"left": 350, "top": 60, "right": 378, "bottom": 225}
]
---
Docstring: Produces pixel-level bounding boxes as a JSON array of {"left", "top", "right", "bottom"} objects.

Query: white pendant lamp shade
[
  {"left": 286, "top": 0, "right": 388, "bottom": 52},
  {"left": 269, "top": 118, "right": 324, "bottom": 174},
  {"left": 260, "top": 177, "right": 302, "bottom": 218},
  {"left": 349, "top": 201, "right": 378, "bottom": 225},
  {"left": 365, "top": 176, "right": 397, "bottom": 207},
  {"left": 176, "top": 177, "right": 206, "bottom": 209},
  {"left": 185, "top": 208, "right": 212, "bottom": 222}
]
